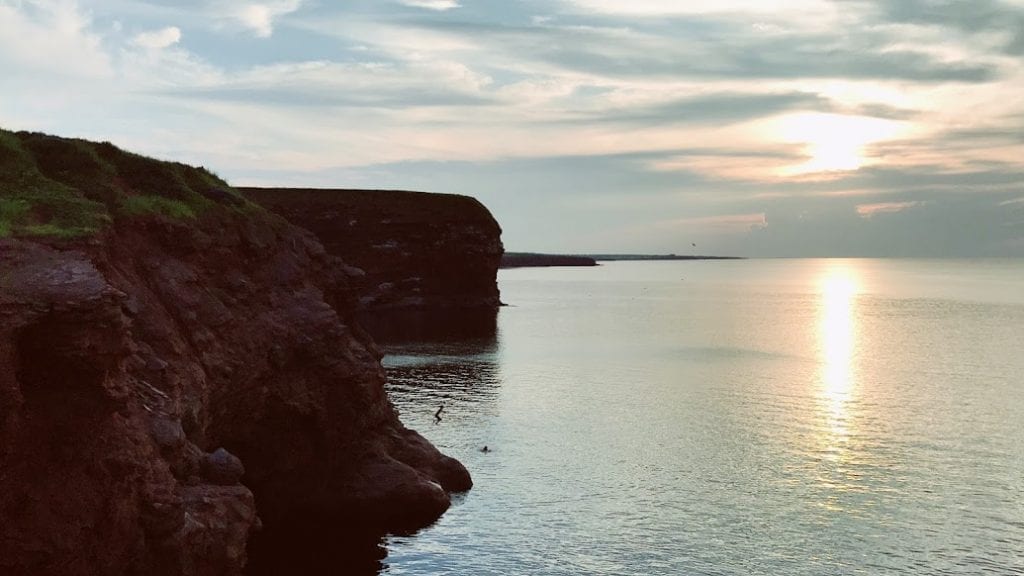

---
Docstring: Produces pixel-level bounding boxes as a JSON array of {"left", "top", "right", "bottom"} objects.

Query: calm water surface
[{"left": 381, "top": 259, "right": 1024, "bottom": 575}]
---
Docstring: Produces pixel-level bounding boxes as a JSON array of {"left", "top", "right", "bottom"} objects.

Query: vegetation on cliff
[{"left": 0, "top": 128, "right": 246, "bottom": 239}]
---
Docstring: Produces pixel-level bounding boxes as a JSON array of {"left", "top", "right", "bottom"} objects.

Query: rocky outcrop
[
  {"left": 0, "top": 129, "right": 470, "bottom": 575},
  {"left": 242, "top": 188, "right": 503, "bottom": 312}
]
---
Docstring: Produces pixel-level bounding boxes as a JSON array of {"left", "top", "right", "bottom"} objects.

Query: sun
[{"left": 772, "top": 112, "right": 904, "bottom": 176}]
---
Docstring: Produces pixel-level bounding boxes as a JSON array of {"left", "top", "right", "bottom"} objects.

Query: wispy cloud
[
  {"left": 564, "top": 0, "right": 836, "bottom": 18},
  {"left": 132, "top": 26, "right": 181, "bottom": 49},
  {"left": 161, "top": 59, "right": 496, "bottom": 108},
  {"left": 660, "top": 212, "right": 767, "bottom": 231},
  {"left": 400, "top": 0, "right": 461, "bottom": 11},
  {"left": 850, "top": 0, "right": 1024, "bottom": 55},
  {"left": 213, "top": 0, "right": 303, "bottom": 37},
  {"left": 856, "top": 200, "right": 922, "bottom": 217}
]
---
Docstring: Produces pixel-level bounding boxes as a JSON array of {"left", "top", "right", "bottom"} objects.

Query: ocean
[{"left": 379, "top": 259, "right": 1024, "bottom": 575}]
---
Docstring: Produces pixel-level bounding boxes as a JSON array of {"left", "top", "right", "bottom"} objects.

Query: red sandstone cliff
[
  {"left": 242, "top": 188, "right": 503, "bottom": 312},
  {"left": 0, "top": 130, "right": 472, "bottom": 575}
]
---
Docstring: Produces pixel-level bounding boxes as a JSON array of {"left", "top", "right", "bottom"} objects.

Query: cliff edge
[
  {"left": 0, "top": 129, "right": 470, "bottom": 575},
  {"left": 243, "top": 188, "right": 503, "bottom": 312}
]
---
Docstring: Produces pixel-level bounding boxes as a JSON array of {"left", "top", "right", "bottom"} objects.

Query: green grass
[
  {"left": 22, "top": 223, "right": 102, "bottom": 239},
  {"left": 119, "top": 195, "right": 197, "bottom": 219},
  {"left": 0, "top": 127, "right": 245, "bottom": 239},
  {"left": 0, "top": 198, "right": 30, "bottom": 237},
  {"left": 0, "top": 132, "right": 110, "bottom": 239}
]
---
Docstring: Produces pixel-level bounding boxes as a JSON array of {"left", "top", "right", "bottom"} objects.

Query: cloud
[
  {"left": 659, "top": 212, "right": 767, "bottom": 231},
  {"left": 2, "top": 0, "right": 1023, "bottom": 256},
  {"left": 400, "top": 0, "right": 461, "bottom": 11},
  {"left": 740, "top": 190, "right": 1024, "bottom": 257},
  {"left": 161, "top": 59, "right": 496, "bottom": 108},
  {"left": 0, "top": 0, "right": 112, "bottom": 78},
  {"left": 856, "top": 200, "right": 922, "bottom": 217},
  {"left": 564, "top": 0, "right": 835, "bottom": 18},
  {"left": 848, "top": 0, "right": 1024, "bottom": 55},
  {"left": 366, "top": 16, "right": 999, "bottom": 83},
  {"left": 214, "top": 0, "right": 303, "bottom": 37},
  {"left": 132, "top": 26, "right": 182, "bottom": 49},
  {"left": 648, "top": 147, "right": 803, "bottom": 182},
  {"left": 942, "top": 118, "right": 1024, "bottom": 145},
  {"left": 559, "top": 92, "right": 832, "bottom": 126}
]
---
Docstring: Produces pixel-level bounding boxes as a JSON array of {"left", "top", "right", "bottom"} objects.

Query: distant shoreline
[
  {"left": 589, "top": 254, "right": 745, "bottom": 261},
  {"left": 501, "top": 252, "right": 744, "bottom": 268}
]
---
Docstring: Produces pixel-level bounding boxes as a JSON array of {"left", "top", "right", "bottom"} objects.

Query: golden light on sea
[{"left": 818, "top": 265, "right": 860, "bottom": 450}]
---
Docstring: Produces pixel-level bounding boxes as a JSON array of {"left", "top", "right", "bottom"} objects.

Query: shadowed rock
[
  {"left": 0, "top": 129, "right": 474, "bottom": 576},
  {"left": 202, "top": 448, "right": 245, "bottom": 486},
  {"left": 243, "top": 188, "right": 504, "bottom": 314}
]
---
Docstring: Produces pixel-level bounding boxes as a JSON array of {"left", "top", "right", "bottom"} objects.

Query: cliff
[
  {"left": 242, "top": 188, "right": 503, "bottom": 312},
  {"left": 0, "top": 129, "right": 470, "bottom": 575}
]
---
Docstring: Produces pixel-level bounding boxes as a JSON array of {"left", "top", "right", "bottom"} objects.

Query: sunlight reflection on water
[
  {"left": 811, "top": 263, "right": 864, "bottom": 512},
  {"left": 818, "top": 265, "right": 858, "bottom": 459},
  {"left": 381, "top": 259, "right": 1024, "bottom": 575}
]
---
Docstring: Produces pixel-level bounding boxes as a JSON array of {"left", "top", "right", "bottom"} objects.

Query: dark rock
[
  {"left": 151, "top": 418, "right": 186, "bottom": 451},
  {"left": 198, "top": 186, "right": 245, "bottom": 206},
  {"left": 147, "top": 356, "right": 170, "bottom": 372},
  {"left": 500, "top": 252, "right": 598, "bottom": 268},
  {"left": 243, "top": 188, "right": 504, "bottom": 316},
  {"left": 201, "top": 448, "right": 245, "bottom": 486},
  {"left": 123, "top": 294, "right": 141, "bottom": 316}
]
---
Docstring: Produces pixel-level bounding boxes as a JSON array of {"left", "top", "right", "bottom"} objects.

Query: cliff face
[
  {"left": 243, "top": 188, "right": 503, "bottom": 312},
  {"left": 0, "top": 130, "right": 470, "bottom": 575}
]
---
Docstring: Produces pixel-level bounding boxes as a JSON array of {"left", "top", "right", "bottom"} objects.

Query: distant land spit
[
  {"left": 500, "top": 252, "right": 744, "bottom": 268},
  {"left": 588, "top": 254, "right": 746, "bottom": 261}
]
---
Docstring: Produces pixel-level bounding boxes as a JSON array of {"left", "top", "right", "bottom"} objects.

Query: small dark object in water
[
  {"left": 480, "top": 446, "right": 490, "bottom": 453},
  {"left": 434, "top": 403, "right": 444, "bottom": 423}
]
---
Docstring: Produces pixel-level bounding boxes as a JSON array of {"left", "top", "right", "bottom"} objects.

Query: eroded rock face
[
  {"left": 0, "top": 204, "right": 470, "bottom": 575},
  {"left": 242, "top": 188, "right": 504, "bottom": 312}
]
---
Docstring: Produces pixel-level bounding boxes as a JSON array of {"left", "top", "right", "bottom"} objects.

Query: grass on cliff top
[{"left": 0, "top": 127, "right": 247, "bottom": 239}]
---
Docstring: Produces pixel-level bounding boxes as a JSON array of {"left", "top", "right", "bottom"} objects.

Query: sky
[{"left": 2, "top": 0, "right": 1024, "bottom": 256}]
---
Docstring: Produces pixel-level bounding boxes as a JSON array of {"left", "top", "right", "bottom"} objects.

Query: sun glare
[
  {"left": 820, "top": 269, "right": 857, "bottom": 400},
  {"left": 773, "top": 113, "right": 904, "bottom": 176},
  {"left": 817, "top": 266, "right": 860, "bottom": 451}
]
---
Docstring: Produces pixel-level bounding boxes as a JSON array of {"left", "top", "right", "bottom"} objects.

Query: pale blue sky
[{"left": 2, "top": 0, "right": 1023, "bottom": 256}]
